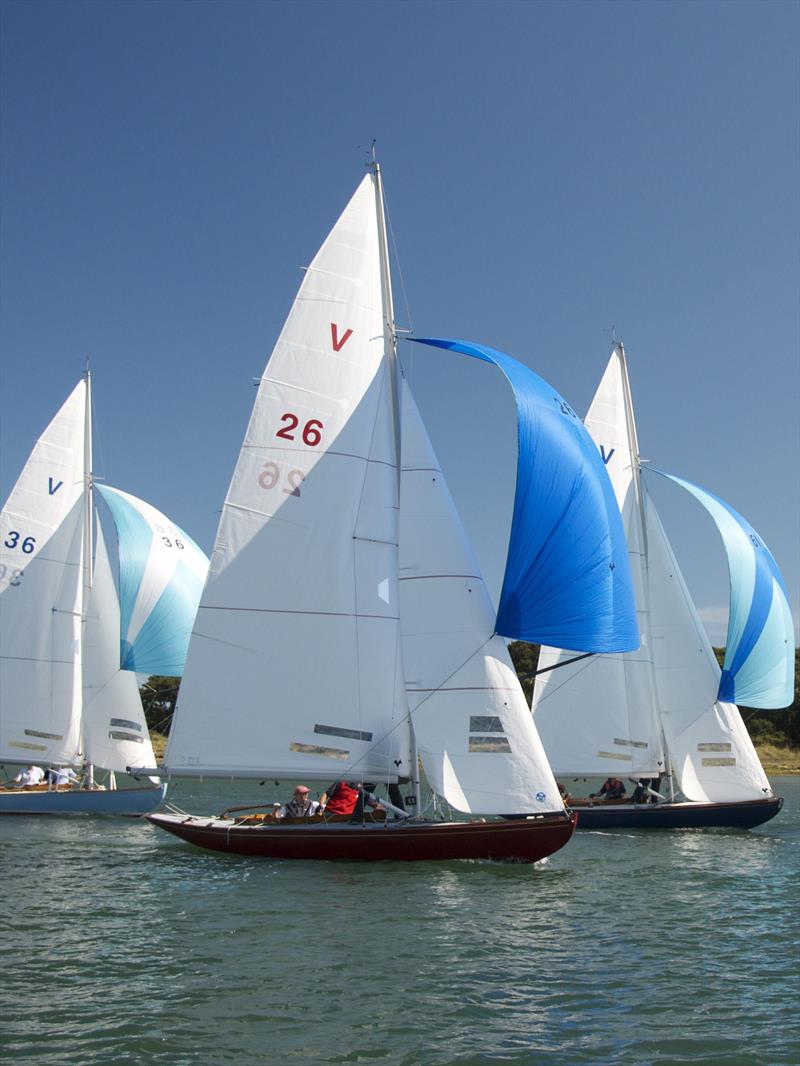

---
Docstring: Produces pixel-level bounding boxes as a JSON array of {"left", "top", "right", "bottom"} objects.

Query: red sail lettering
[{"left": 331, "top": 323, "right": 353, "bottom": 352}]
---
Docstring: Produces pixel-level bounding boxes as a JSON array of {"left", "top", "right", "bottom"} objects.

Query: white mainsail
[
  {"left": 0, "top": 382, "right": 87, "bottom": 767},
  {"left": 165, "top": 173, "right": 412, "bottom": 782},
  {"left": 400, "top": 378, "right": 562, "bottom": 814},
  {"left": 533, "top": 345, "right": 772, "bottom": 802}
]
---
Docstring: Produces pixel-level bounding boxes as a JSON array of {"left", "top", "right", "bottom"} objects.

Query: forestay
[
  {"left": 165, "top": 174, "right": 411, "bottom": 782},
  {"left": 0, "top": 382, "right": 87, "bottom": 767},
  {"left": 399, "top": 378, "right": 561, "bottom": 814}
]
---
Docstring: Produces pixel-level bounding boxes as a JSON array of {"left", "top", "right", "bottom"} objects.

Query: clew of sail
[{"left": 164, "top": 174, "right": 411, "bottom": 782}]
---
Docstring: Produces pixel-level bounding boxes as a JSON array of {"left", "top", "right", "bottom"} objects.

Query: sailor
[
  {"left": 323, "top": 780, "right": 384, "bottom": 819},
  {"left": 591, "top": 777, "right": 626, "bottom": 800},
  {"left": 12, "top": 764, "right": 45, "bottom": 787},
  {"left": 277, "top": 785, "right": 319, "bottom": 819},
  {"left": 44, "top": 766, "right": 79, "bottom": 787},
  {"left": 631, "top": 779, "right": 650, "bottom": 803}
]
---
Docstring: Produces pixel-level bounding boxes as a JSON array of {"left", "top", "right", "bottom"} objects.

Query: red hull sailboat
[
  {"left": 149, "top": 810, "right": 578, "bottom": 863},
  {"left": 144, "top": 164, "right": 636, "bottom": 863}
]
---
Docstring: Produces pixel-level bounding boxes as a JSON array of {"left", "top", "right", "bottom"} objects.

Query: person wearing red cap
[{"left": 277, "top": 785, "right": 319, "bottom": 819}]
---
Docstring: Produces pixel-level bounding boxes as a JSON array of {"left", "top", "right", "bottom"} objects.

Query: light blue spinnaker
[
  {"left": 411, "top": 338, "right": 639, "bottom": 653},
  {"left": 654, "top": 471, "right": 795, "bottom": 708},
  {"left": 96, "top": 485, "right": 209, "bottom": 676}
]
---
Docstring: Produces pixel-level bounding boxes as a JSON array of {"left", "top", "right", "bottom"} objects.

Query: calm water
[{"left": 2, "top": 777, "right": 798, "bottom": 1066}]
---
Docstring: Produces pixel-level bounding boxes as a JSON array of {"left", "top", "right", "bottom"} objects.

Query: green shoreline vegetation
[{"left": 141, "top": 645, "right": 800, "bottom": 774}]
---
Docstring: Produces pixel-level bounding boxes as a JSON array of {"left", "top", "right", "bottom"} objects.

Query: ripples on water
[{"left": 2, "top": 778, "right": 798, "bottom": 1065}]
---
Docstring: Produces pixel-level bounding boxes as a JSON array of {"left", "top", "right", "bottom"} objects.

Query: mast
[
  {"left": 372, "top": 159, "right": 420, "bottom": 814},
  {"left": 616, "top": 342, "right": 673, "bottom": 799},
  {"left": 82, "top": 367, "right": 95, "bottom": 788}
]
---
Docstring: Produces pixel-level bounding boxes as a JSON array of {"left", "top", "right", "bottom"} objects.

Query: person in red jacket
[
  {"left": 324, "top": 780, "right": 361, "bottom": 815},
  {"left": 323, "top": 781, "right": 384, "bottom": 819}
]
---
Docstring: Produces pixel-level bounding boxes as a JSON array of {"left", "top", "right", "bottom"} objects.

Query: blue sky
[{"left": 1, "top": 0, "right": 798, "bottom": 645}]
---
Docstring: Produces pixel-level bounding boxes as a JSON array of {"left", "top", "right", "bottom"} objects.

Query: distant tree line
[{"left": 140, "top": 645, "right": 799, "bottom": 749}]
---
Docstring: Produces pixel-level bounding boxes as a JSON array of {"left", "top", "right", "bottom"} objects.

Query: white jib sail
[
  {"left": 165, "top": 174, "right": 411, "bottom": 782},
  {"left": 533, "top": 348, "right": 666, "bottom": 778},
  {"left": 399, "top": 378, "right": 562, "bottom": 815},
  {"left": 0, "top": 382, "right": 87, "bottom": 767},
  {"left": 644, "top": 502, "right": 771, "bottom": 802},
  {"left": 82, "top": 519, "right": 157, "bottom": 774}
]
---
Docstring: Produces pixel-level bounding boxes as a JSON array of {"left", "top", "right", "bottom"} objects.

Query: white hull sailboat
[
  {"left": 532, "top": 343, "right": 793, "bottom": 830},
  {"left": 148, "top": 165, "right": 640, "bottom": 862},
  {"left": 0, "top": 376, "right": 209, "bottom": 815}
]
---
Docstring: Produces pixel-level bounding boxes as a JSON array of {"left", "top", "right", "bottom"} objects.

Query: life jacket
[{"left": 324, "top": 781, "right": 360, "bottom": 815}]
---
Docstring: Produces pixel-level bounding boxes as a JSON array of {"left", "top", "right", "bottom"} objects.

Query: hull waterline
[
  {"left": 568, "top": 795, "right": 782, "bottom": 830},
  {"left": 147, "top": 810, "right": 577, "bottom": 862},
  {"left": 0, "top": 783, "right": 167, "bottom": 816}
]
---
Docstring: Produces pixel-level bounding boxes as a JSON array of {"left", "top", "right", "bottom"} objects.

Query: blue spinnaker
[
  {"left": 653, "top": 471, "right": 794, "bottom": 708},
  {"left": 96, "top": 485, "right": 209, "bottom": 676},
  {"left": 411, "top": 338, "right": 639, "bottom": 653}
]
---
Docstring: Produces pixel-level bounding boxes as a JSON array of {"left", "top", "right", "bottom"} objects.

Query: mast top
[{"left": 365, "top": 138, "right": 379, "bottom": 175}]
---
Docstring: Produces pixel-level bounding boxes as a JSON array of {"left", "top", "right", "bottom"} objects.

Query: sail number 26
[
  {"left": 258, "top": 413, "right": 322, "bottom": 498},
  {"left": 276, "top": 414, "right": 324, "bottom": 446}
]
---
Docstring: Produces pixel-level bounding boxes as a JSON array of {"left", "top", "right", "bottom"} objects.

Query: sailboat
[
  {"left": 0, "top": 374, "right": 209, "bottom": 814},
  {"left": 147, "top": 165, "right": 639, "bottom": 862},
  {"left": 532, "top": 342, "right": 794, "bottom": 830}
]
